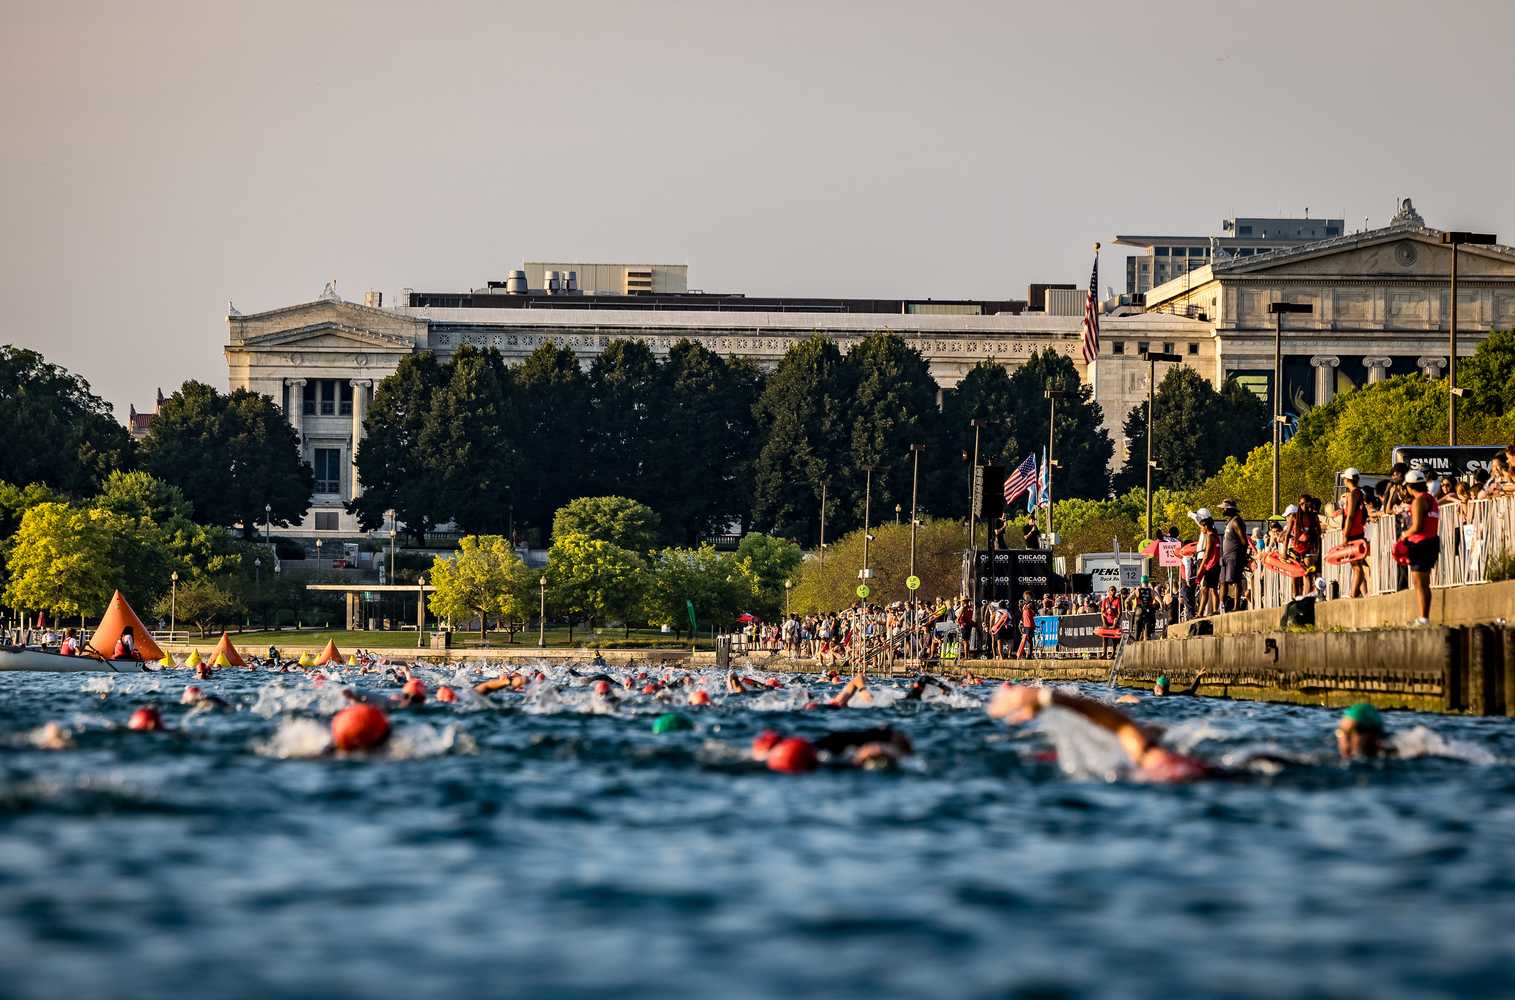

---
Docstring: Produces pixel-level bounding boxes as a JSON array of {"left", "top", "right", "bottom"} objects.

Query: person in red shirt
[
  {"left": 1339, "top": 468, "right": 1370, "bottom": 599},
  {"left": 1098, "top": 586, "right": 1121, "bottom": 658}
]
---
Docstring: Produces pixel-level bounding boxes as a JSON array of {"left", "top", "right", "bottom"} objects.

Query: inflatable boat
[{"left": 0, "top": 647, "right": 154, "bottom": 673}]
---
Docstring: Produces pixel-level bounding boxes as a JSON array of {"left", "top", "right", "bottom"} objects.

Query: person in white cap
[
  {"left": 1192, "top": 508, "right": 1221, "bottom": 617},
  {"left": 1398, "top": 469, "right": 1440, "bottom": 624},
  {"left": 1338, "top": 468, "right": 1370, "bottom": 598}
]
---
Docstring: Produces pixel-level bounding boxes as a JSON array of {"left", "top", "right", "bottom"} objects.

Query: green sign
[
  {"left": 856, "top": 584, "right": 870, "bottom": 599},
  {"left": 906, "top": 575, "right": 921, "bottom": 591},
  {"left": 685, "top": 599, "right": 698, "bottom": 633}
]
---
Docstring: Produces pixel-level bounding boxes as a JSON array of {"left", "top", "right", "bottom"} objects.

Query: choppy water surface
[{"left": 2, "top": 663, "right": 1514, "bottom": 1000}]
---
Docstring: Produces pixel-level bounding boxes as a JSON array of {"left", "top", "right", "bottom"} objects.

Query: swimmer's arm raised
[{"left": 988, "top": 686, "right": 1151, "bottom": 765}]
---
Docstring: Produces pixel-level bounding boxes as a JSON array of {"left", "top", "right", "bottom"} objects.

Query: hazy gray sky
[{"left": 3, "top": 0, "right": 1512, "bottom": 416}]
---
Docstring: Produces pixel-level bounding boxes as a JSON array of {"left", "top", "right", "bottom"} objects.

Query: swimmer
[
  {"left": 30, "top": 721, "right": 73, "bottom": 750},
  {"left": 1152, "top": 670, "right": 1206, "bottom": 697},
  {"left": 750, "top": 726, "right": 914, "bottom": 771},
  {"left": 474, "top": 671, "right": 529, "bottom": 696},
  {"left": 180, "top": 685, "right": 231, "bottom": 710},
  {"left": 820, "top": 673, "right": 873, "bottom": 709},
  {"left": 195, "top": 662, "right": 213, "bottom": 680},
  {"left": 904, "top": 675, "right": 953, "bottom": 701},
  {"left": 393, "top": 678, "right": 427, "bottom": 708},
  {"left": 725, "top": 670, "right": 764, "bottom": 695},
  {"left": 1335, "top": 702, "right": 1391, "bottom": 760},
  {"left": 988, "top": 684, "right": 1213, "bottom": 782}
]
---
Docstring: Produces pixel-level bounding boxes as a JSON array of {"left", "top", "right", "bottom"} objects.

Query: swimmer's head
[
  {"left": 650, "top": 712, "right": 693, "bottom": 735},
  {"left": 127, "top": 706, "right": 163, "bottom": 732},
  {"left": 751, "top": 730, "right": 781, "bottom": 761},
  {"left": 181, "top": 685, "right": 202, "bottom": 705},
  {"left": 1153, "top": 675, "right": 1170, "bottom": 696},
  {"left": 766, "top": 737, "right": 819, "bottom": 774},
  {"left": 592, "top": 680, "right": 612, "bottom": 697},
  {"left": 1336, "top": 702, "right": 1387, "bottom": 759},
  {"left": 852, "top": 742, "right": 901, "bottom": 770},
  {"left": 435, "top": 685, "right": 458, "bottom": 703},
  {"left": 688, "top": 689, "right": 711, "bottom": 707}
]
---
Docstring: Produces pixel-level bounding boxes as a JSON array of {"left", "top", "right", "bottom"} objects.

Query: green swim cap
[
  {"left": 1155, "top": 675, "right": 1169, "bottom": 688},
  {"left": 651, "top": 712, "right": 694, "bottom": 734},
  {"left": 1342, "top": 702, "right": 1385, "bottom": 733}
]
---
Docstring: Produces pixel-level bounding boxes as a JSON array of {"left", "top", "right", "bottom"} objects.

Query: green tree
[
  {"left": 153, "top": 577, "right": 243, "bottom": 637},
  {"left": 93, "top": 469, "right": 194, "bottom": 524},
  {"left": 511, "top": 342, "right": 590, "bottom": 541},
  {"left": 788, "top": 518, "right": 965, "bottom": 613},
  {"left": 644, "top": 544, "right": 754, "bottom": 637},
  {"left": 420, "top": 345, "right": 521, "bottom": 535},
  {"left": 735, "top": 532, "right": 804, "bottom": 620},
  {"left": 847, "top": 332, "right": 942, "bottom": 526},
  {"left": 0, "top": 346, "right": 134, "bottom": 496},
  {"left": 142, "top": 381, "right": 312, "bottom": 538},
  {"left": 427, "top": 534, "right": 530, "bottom": 643},
  {"left": 1461, "top": 328, "right": 1515, "bottom": 421},
  {"left": 1004, "top": 349, "right": 1113, "bottom": 501},
  {"left": 649, "top": 341, "right": 762, "bottom": 543},
  {"left": 545, "top": 532, "right": 648, "bottom": 632},
  {"left": 932, "top": 361, "right": 1019, "bottom": 520},
  {"left": 352, "top": 353, "right": 448, "bottom": 543},
  {"left": 3, "top": 503, "right": 146, "bottom": 619},
  {"left": 585, "top": 340, "right": 665, "bottom": 504},
  {"left": 752, "top": 336, "right": 858, "bottom": 542},
  {"left": 551, "top": 495, "right": 661, "bottom": 552},
  {"left": 1117, "top": 367, "right": 1269, "bottom": 493}
]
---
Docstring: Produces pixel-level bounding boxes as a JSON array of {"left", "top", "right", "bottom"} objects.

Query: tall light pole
[
  {"left": 1044, "top": 386, "right": 1074, "bottom": 549},
  {"left": 386, "top": 508, "right": 397, "bottom": 582},
  {"left": 818, "top": 479, "right": 828, "bottom": 565},
  {"left": 895, "top": 503, "right": 902, "bottom": 525},
  {"left": 254, "top": 557, "right": 262, "bottom": 588},
  {"left": 1441, "top": 231, "right": 1497, "bottom": 445},
  {"left": 1141, "top": 351, "right": 1183, "bottom": 541},
  {"left": 1268, "top": 301, "right": 1314, "bottom": 515},
  {"left": 169, "top": 570, "right": 178, "bottom": 640},
  {"left": 784, "top": 578, "right": 792, "bottom": 619},
  {"left": 860, "top": 465, "right": 875, "bottom": 593},
  {"left": 909, "top": 443, "right": 924, "bottom": 631},
  {"left": 967, "top": 418, "right": 987, "bottom": 549},
  {"left": 538, "top": 574, "right": 547, "bottom": 647},
  {"left": 314, "top": 538, "right": 322, "bottom": 573},
  {"left": 264, "top": 503, "right": 272, "bottom": 543},
  {"left": 416, "top": 575, "right": 426, "bottom": 649}
]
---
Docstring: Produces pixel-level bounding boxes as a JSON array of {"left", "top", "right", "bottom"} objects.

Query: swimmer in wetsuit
[
  {"left": 904, "top": 675, "right": 953, "bottom": 701},
  {"left": 1152, "top": 670, "right": 1205, "bottom": 697},
  {"left": 751, "top": 725, "right": 914, "bottom": 771}
]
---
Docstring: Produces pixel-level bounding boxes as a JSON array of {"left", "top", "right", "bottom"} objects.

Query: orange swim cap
[
  {"left": 766, "top": 737, "right": 818, "bottom": 774},
  {"left": 436, "top": 685, "right": 457, "bottom": 703},
  {"left": 688, "top": 690, "right": 711, "bottom": 706},
  {"left": 593, "top": 680, "right": 612, "bottom": 696},
  {"left": 765, "top": 678, "right": 782, "bottom": 689},
  {"left": 331, "top": 703, "right": 390, "bottom": 751},
  {"left": 641, "top": 684, "right": 658, "bottom": 695},
  {"left": 402, "top": 678, "right": 427, "bottom": 701},
  {"left": 751, "top": 730, "right": 781, "bottom": 760},
  {"left": 181, "top": 686, "right": 202, "bottom": 704},
  {"left": 127, "top": 706, "right": 163, "bottom": 732}
]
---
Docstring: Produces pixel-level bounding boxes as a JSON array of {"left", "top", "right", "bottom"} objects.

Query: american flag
[
  {"left": 1080, "top": 246, "right": 1100, "bottom": 365},
  {"left": 1003, "top": 453, "right": 1037, "bottom": 506}
]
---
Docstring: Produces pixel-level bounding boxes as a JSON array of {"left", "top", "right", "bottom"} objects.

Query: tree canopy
[
  {"left": 0, "top": 346, "right": 133, "bottom": 496},
  {"left": 1117, "top": 367, "right": 1269, "bottom": 493},
  {"left": 551, "top": 496, "right": 661, "bottom": 553},
  {"left": 545, "top": 532, "right": 648, "bottom": 630},
  {"left": 427, "top": 534, "right": 530, "bottom": 642}
]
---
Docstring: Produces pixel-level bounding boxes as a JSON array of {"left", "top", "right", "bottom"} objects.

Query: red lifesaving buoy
[
  {"left": 127, "top": 706, "right": 163, "bottom": 732},
  {"left": 766, "top": 737, "right": 819, "bottom": 774},
  {"left": 436, "top": 685, "right": 457, "bottom": 703},
  {"left": 331, "top": 703, "right": 390, "bottom": 751}
]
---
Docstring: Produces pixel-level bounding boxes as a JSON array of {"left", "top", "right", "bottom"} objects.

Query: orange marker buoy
[
  {"left": 331, "top": 703, "right": 390, "bottom": 751},
  {"left": 127, "top": 706, "right": 163, "bottom": 732},
  {"left": 766, "top": 737, "right": 818, "bottom": 774},
  {"left": 689, "top": 690, "right": 711, "bottom": 706},
  {"left": 436, "top": 685, "right": 457, "bottom": 703}
]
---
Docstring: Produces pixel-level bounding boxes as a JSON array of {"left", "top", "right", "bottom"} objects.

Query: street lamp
[
  {"left": 416, "top": 575, "right": 426, "bottom": 649},
  {"left": 1441, "top": 231, "right": 1497, "bottom": 445},
  {"left": 967, "top": 418, "right": 988, "bottom": 549},
  {"left": 818, "top": 479, "right": 828, "bottom": 565},
  {"left": 538, "top": 574, "right": 548, "bottom": 648},
  {"left": 1044, "top": 385, "right": 1074, "bottom": 548},
  {"left": 860, "top": 464, "right": 876, "bottom": 592},
  {"left": 1268, "top": 301, "right": 1314, "bottom": 515},
  {"left": 909, "top": 443, "right": 925, "bottom": 646},
  {"left": 386, "top": 508, "right": 397, "bottom": 582},
  {"left": 1140, "top": 351, "right": 1183, "bottom": 542},
  {"left": 254, "top": 557, "right": 262, "bottom": 587},
  {"left": 314, "top": 538, "right": 322, "bottom": 572},
  {"left": 264, "top": 503, "right": 272, "bottom": 543},
  {"left": 895, "top": 502, "right": 902, "bottom": 525},
  {"left": 169, "top": 570, "right": 178, "bottom": 640}
]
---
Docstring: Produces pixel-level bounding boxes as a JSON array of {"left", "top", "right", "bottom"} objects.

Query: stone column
[
  {"left": 1363, "top": 356, "right": 1393, "bottom": 384},
  {"left": 1417, "top": 356, "right": 1447, "bottom": 379},
  {"left": 349, "top": 379, "right": 370, "bottom": 500},
  {"left": 287, "top": 379, "right": 306, "bottom": 443},
  {"left": 1311, "top": 355, "right": 1340, "bottom": 405}
]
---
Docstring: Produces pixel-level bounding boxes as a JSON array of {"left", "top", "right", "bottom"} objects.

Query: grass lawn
[{"left": 204, "top": 626, "right": 717, "bottom": 651}]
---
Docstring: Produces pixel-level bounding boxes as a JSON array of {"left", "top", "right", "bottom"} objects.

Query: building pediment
[
  {"left": 240, "top": 321, "right": 417, "bottom": 352},
  {"left": 1217, "top": 227, "right": 1515, "bottom": 280},
  {"left": 229, "top": 298, "right": 427, "bottom": 349}
]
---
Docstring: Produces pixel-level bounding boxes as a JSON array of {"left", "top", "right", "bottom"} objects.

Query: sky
[{"left": 2, "top": 0, "right": 1513, "bottom": 417}]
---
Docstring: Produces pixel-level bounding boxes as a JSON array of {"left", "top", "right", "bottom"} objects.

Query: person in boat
[
  {"left": 1399, "top": 469, "right": 1441, "bottom": 625},
  {"left": 1338, "top": 468, "right": 1371, "bottom": 599},
  {"left": 112, "top": 626, "right": 142, "bottom": 661},
  {"left": 1152, "top": 670, "right": 1206, "bottom": 697}
]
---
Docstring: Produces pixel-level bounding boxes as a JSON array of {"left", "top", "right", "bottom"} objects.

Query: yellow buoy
[
  {"left": 159, "top": 653, "right": 176, "bottom": 668},
  {"left": 212, "top": 651, "right": 231, "bottom": 668},
  {"left": 298, "top": 651, "right": 314, "bottom": 667},
  {"left": 185, "top": 649, "right": 202, "bottom": 668},
  {"left": 346, "top": 654, "right": 358, "bottom": 666}
]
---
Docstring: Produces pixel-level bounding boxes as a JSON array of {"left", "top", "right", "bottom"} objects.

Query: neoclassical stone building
[{"left": 226, "top": 209, "right": 1513, "bottom": 537}]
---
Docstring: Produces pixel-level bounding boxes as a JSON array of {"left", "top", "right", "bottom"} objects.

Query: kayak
[
  {"left": 1094, "top": 626, "right": 1123, "bottom": 639},
  {"left": 0, "top": 647, "right": 155, "bottom": 673},
  {"left": 1325, "top": 538, "right": 1370, "bottom": 565},
  {"left": 1261, "top": 551, "right": 1309, "bottom": 578}
]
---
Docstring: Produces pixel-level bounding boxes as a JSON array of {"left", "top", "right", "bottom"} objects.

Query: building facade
[{"left": 1117, "top": 214, "right": 1345, "bottom": 295}]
